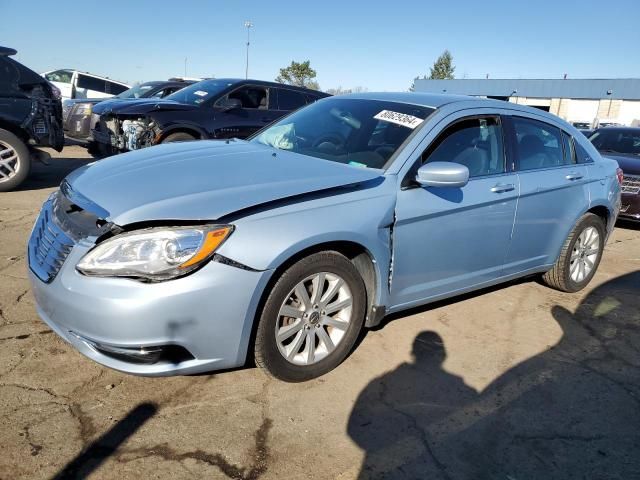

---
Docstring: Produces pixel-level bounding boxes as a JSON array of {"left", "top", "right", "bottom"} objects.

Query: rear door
[
  {"left": 502, "top": 115, "right": 590, "bottom": 274},
  {"left": 391, "top": 112, "right": 519, "bottom": 308}
]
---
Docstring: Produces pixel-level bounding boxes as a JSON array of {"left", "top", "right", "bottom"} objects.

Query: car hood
[
  {"left": 602, "top": 153, "right": 640, "bottom": 174},
  {"left": 92, "top": 98, "right": 195, "bottom": 116},
  {"left": 64, "top": 140, "right": 383, "bottom": 225}
]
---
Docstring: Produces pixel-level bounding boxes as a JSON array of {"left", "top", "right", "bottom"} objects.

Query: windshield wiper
[{"left": 599, "top": 149, "right": 622, "bottom": 154}]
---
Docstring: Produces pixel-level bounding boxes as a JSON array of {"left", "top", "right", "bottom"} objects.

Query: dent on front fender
[{"left": 216, "top": 180, "right": 398, "bottom": 307}]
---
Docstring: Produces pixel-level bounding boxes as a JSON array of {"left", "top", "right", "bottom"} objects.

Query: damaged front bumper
[
  {"left": 92, "top": 115, "right": 158, "bottom": 152},
  {"left": 23, "top": 85, "right": 64, "bottom": 151}
]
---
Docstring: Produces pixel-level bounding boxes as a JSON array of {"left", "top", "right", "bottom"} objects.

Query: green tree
[
  {"left": 429, "top": 50, "right": 455, "bottom": 80},
  {"left": 276, "top": 60, "right": 319, "bottom": 89}
]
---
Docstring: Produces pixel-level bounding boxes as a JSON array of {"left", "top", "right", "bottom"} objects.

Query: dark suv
[
  {"left": 91, "top": 79, "right": 329, "bottom": 154},
  {"left": 0, "top": 46, "right": 64, "bottom": 191},
  {"left": 63, "top": 79, "right": 195, "bottom": 146},
  {"left": 589, "top": 127, "right": 640, "bottom": 221}
]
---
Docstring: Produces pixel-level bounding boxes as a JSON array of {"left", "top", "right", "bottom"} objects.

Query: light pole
[{"left": 244, "top": 21, "right": 253, "bottom": 79}]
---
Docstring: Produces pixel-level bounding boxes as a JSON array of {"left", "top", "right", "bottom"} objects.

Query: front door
[
  {"left": 391, "top": 115, "right": 518, "bottom": 309},
  {"left": 213, "top": 85, "right": 274, "bottom": 138}
]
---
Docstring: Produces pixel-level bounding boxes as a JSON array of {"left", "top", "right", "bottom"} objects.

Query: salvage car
[
  {"left": 28, "top": 93, "right": 621, "bottom": 381},
  {"left": 0, "top": 46, "right": 64, "bottom": 191},
  {"left": 91, "top": 78, "right": 329, "bottom": 154},
  {"left": 589, "top": 127, "right": 640, "bottom": 221},
  {"left": 63, "top": 79, "right": 195, "bottom": 147}
]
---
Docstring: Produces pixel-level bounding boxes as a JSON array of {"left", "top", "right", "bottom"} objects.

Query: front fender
[{"left": 216, "top": 178, "right": 398, "bottom": 306}]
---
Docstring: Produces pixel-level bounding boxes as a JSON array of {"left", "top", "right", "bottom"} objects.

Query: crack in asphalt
[
  {"left": 116, "top": 418, "right": 273, "bottom": 480},
  {"left": 0, "top": 329, "right": 52, "bottom": 342}
]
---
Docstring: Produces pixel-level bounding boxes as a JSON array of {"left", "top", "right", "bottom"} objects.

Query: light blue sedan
[{"left": 28, "top": 93, "right": 622, "bottom": 381}]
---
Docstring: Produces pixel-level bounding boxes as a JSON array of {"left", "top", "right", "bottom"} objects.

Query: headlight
[
  {"left": 76, "top": 225, "right": 233, "bottom": 281},
  {"left": 74, "top": 103, "right": 93, "bottom": 116}
]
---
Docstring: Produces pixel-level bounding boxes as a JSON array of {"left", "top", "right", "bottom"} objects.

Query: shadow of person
[
  {"left": 347, "top": 332, "right": 478, "bottom": 479},
  {"left": 349, "top": 271, "right": 640, "bottom": 480}
]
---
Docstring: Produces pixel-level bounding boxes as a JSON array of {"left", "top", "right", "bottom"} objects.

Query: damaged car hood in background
[
  {"left": 92, "top": 98, "right": 196, "bottom": 116},
  {"left": 64, "top": 140, "right": 383, "bottom": 225}
]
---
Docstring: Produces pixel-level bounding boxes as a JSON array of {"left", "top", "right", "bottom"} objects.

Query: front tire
[
  {"left": 161, "top": 132, "right": 196, "bottom": 144},
  {"left": 0, "top": 129, "right": 31, "bottom": 192},
  {"left": 542, "top": 213, "right": 605, "bottom": 292},
  {"left": 254, "top": 251, "right": 366, "bottom": 382}
]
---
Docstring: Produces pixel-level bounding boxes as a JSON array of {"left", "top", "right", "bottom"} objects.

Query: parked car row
[
  {"left": 63, "top": 78, "right": 196, "bottom": 151},
  {"left": 89, "top": 78, "right": 328, "bottom": 155}
]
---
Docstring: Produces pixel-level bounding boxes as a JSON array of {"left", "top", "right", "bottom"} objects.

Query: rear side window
[
  {"left": 107, "top": 81, "right": 128, "bottom": 95},
  {"left": 561, "top": 132, "right": 576, "bottom": 165},
  {"left": 77, "top": 74, "right": 107, "bottom": 93},
  {"left": 575, "top": 141, "right": 593, "bottom": 163},
  {"left": 277, "top": 89, "right": 307, "bottom": 111},
  {"left": 422, "top": 116, "right": 505, "bottom": 177},
  {"left": 512, "top": 117, "right": 564, "bottom": 170}
]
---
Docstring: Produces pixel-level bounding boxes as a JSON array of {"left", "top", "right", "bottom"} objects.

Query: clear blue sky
[{"left": 2, "top": 0, "right": 639, "bottom": 91}]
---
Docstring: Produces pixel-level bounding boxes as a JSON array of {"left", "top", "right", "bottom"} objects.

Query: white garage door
[{"left": 566, "top": 100, "right": 599, "bottom": 124}]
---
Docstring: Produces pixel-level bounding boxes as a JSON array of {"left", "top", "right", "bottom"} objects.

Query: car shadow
[
  {"left": 616, "top": 219, "right": 640, "bottom": 231},
  {"left": 348, "top": 271, "right": 640, "bottom": 479}
]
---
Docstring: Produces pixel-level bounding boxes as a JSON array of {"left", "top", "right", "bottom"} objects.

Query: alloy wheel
[
  {"left": 0, "top": 140, "right": 20, "bottom": 183},
  {"left": 570, "top": 226, "right": 600, "bottom": 283},
  {"left": 275, "top": 272, "right": 353, "bottom": 365}
]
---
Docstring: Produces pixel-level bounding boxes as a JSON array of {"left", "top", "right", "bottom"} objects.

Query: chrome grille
[
  {"left": 28, "top": 196, "right": 75, "bottom": 283},
  {"left": 621, "top": 174, "right": 640, "bottom": 195}
]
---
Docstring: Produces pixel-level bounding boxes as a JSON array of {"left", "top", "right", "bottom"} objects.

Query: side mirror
[
  {"left": 219, "top": 97, "right": 242, "bottom": 112},
  {"left": 416, "top": 162, "right": 469, "bottom": 188}
]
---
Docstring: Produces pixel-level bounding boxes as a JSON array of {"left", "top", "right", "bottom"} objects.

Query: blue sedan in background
[{"left": 28, "top": 93, "right": 622, "bottom": 381}]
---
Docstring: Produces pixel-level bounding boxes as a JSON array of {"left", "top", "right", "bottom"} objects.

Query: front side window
[
  {"left": 513, "top": 117, "right": 564, "bottom": 170},
  {"left": 422, "top": 117, "right": 505, "bottom": 177},
  {"left": 44, "top": 69, "right": 73, "bottom": 83},
  {"left": 251, "top": 98, "right": 433, "bottom": 169},
  {"left": 218, "top": 86, "right": 268, "bottom": 109}
]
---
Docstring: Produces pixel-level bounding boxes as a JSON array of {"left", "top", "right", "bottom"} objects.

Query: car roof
[
  {"left": 336, "top": 91, "right": 580, "bottom": 124},
  {"left": 210, "top": 78, "right": 328, "bottom": 95},
  {"left": 593, "top": 127, "right": 640, "bottom": 132}
]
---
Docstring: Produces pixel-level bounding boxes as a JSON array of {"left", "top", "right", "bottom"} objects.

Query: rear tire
[
  {"left": 542, "top": 213, "right": 605, "bottom": 292},
  {"left": 254, "top": 251, "right": 366, "bottom": 382},
  {"left": 0, "top": 129, "right": 31, "bottom": 192},
  {"left": 161, "top": 132, "right": 197, "bottom": 144}
]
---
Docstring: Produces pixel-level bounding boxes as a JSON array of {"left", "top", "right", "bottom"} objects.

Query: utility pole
[
  {"left": 244, "top": 21, "right": 253, "bottom": 79},
  {"left": 184, "top": 57, "right": 187, "bottom": 78}
]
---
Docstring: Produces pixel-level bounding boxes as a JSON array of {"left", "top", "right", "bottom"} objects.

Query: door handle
[
  {"left": 566, "top": 172, "right": 584, "bottom": 181},
  {"left": 261, "top": 117, "right": 272, "bottom": 123},
  {"left": 490, "top": 183, "right": 515, "bottom": 193}
]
